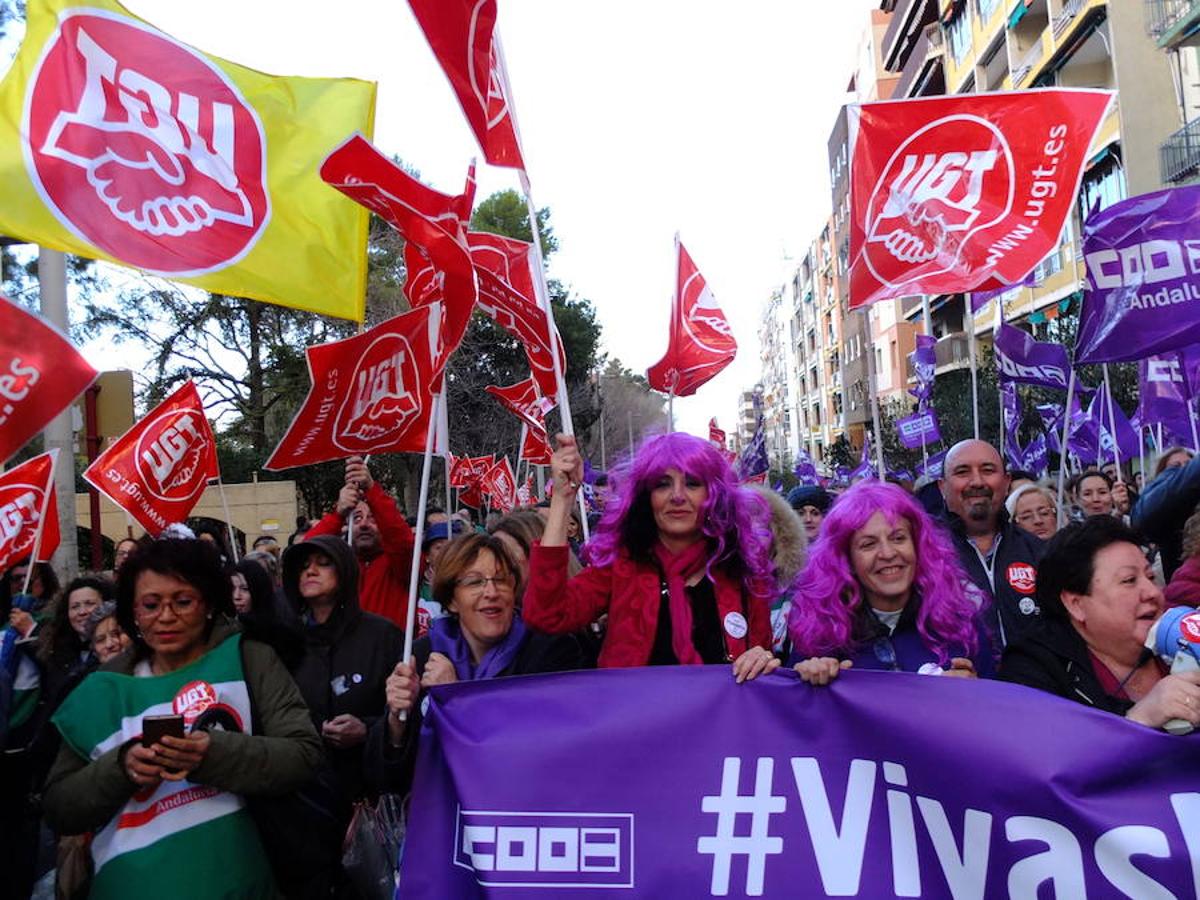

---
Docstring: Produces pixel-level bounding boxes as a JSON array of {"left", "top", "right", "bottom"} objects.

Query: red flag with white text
[
  {"left": 848, "top": 89, "right": 1112, "bottom": 308},
  {"left": 450, "top": 454, "right": 495, "bottom": 489},
  {"left": 485, "top": 377, "right": 555, "bottom": 433},
  {"left": 520, "top": 425, "right": 551, "bottom": 465},
  {"left": 482, "top": 456, "right": 517, "bottom": 511},
  {"left": 0, "top": 294, "right": 97, "bottom": 465},
  {"left": 82, "top": 381, "right": 218, "bottom": 536},
  {"left": 647, "top": 238, "right": 737, "bottom": 397},
  {"left": 264, "top": 305, "right": 441, "bottom": 470},
  {"left": 708, "top": 418, "right": 726, "bottom": 449},
  {"left": 469, "top": 230, "right": 566, "bottom": 400},
  {"left": 321, "top": 136, "right": 476, "bottom": 384},
  {"left": 406, "top": 0, "right": 526, "bottom": 170},
  {"left": 0, "top": 450, "right": 60, "bottom": 571}
]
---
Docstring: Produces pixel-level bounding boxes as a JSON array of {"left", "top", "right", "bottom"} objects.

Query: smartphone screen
[{"left": 141, "top": 714, "right": 185, "bottom": 748}]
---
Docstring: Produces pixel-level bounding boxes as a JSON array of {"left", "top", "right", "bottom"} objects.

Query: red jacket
[
  {"left": 1165, "top": 556, "right": 1200, "bottom": 608},
  {"left": 308, "top": 482, "right": 415, "bottom": 628},
  {"left": 523, "top": 543, "right": 772, "bottom": 668}
]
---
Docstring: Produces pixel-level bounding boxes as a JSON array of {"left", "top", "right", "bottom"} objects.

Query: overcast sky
[{"left": 5, "top": 0, "right": 880, "bottom": 438}]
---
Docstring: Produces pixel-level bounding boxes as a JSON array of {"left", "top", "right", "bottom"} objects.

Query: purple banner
[
  {"left": 1089, "top": 380, "right": 1141, "bottom": 463},
  {"left": 1138, "top": 353, "right": 1195, "bottom": 442},
  {"left": 907, "top": 334, "right": 936, "bottom": 404},
  {"left": 915, "top": 448, "right": 947, "bottom": 479},
  {"left": 896, "top": 410, "right": 941, "bottom": 449},
  {"left": 1078, "top": 184, "right": 1200, "bottom": 364},
  {"left": 401, "top": 667, "right": 1200, "bottom": 898},
  {"left": 794, "top": 449, "right": 819, "bottom": 486},
  {"left": 993, "top": 322, "right": 1070, "bottom": 390},
  {"left": 1001, "top": 382, "right": 1022, "bottom": 470}
]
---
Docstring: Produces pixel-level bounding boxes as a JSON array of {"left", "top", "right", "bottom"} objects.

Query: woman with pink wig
[
  {"left": 788, "top": 481, "right": 996, "bottom": 684},
  {"left": 523, "top": 432, "right": 778, "bottom": 677}
]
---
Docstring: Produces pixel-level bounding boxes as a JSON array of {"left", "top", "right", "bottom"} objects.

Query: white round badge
[
  {"left": 723, "top": 611, "right": 748, "bottom": 640},
  {"left": 1019, "top": 597, "right": 1037, "bottom": 616}
]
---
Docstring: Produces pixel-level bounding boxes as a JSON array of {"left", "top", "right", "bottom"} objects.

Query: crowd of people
[{"left": 2, "top": 434, "right": 1199, "bottom": 899}]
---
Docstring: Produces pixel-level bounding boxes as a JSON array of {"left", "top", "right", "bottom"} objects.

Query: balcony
[
  {"left": 1011, "top": 36, "right": 1046, "bottom": 87},
  {"left": 1053, "top": 0, "right": 1085, "bottom": 37},
  {"left": 934, "top": 333, "right": 971, "bottom": 373},
  {"left": 895, "top": 23, "right": 946, "bottom": 98},
  {"left": 1147, "top": 0, "right": 1200, "bottom": 45},
  {"left": 1161, "top": 117, "right": 1200, "bottom": 184}
]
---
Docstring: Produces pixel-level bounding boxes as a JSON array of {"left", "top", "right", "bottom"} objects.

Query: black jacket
[
  {"left": 943, "top": 510, "right": 1045, "bottom": 648},
  {"left": 363, "top": 628, "right": 582, "bottom": 798},
  {"left": 282, "top": 535, "right": 404, "bottom": 814},
  {"left": 1132, "top": 452, "right": 1200, "bottom": 580},
  {"left": 999, "top": 616, "right": 1134, "bottom": 716}
]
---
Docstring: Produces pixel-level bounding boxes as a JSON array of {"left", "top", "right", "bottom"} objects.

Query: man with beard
[
  {"left": 940, "top": 439, "right": 1045, "bottom": 648},
  {"left": 307, "top": 456, "right": 416, "bottom": 627}
]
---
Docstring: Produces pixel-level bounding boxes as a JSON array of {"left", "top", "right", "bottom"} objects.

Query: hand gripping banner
[
  {"left": 848, "top": 89, "right": 1111, "bottom": 307},
  {"left": 0, "top": 293, "right": 97, "bottom": 465},
  {"left": 0, "top": 0, "right": 376, "bottom": 320},
  {"left": 83, "top": 381, "right": 217, "bottom": 535},
  {"left": 0, "top": 450, "right": 61, "bottom": 572},
  {"left": 402, "top": 666, "right": 1200, "bottom": 898},
  {"left": 265, "top": 305, "right": 441, "bottom": 470}
]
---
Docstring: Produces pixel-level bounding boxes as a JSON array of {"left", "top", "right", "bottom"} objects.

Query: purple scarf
[{"left": 428, "top": 614, "right": 528, "bottom": 681}]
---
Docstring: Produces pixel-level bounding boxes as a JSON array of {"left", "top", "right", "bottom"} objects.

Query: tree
[{"left": 579, "top": 360, "right": 668, "bottom": 469}]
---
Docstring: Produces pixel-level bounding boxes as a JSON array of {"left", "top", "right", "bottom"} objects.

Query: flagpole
[
  {"left": 517, "top": 422, "right": 528, "bottom": 491},
  {"left": 921, "top": 295, "right": 933, "bottom": 470},
  {"left": 965, "top": 295, "right": 980, "bottom": 439},
  {"left": 1101, "top": 364, "right": 1123, "bottom": 480},
  {"left": 215, "top": 476, "right": 240, "bottom": 562},
  {"left": 862, "top": 309, "right": 885, "bottom": 479},
  {"left": 1056, "top": 368, "right": 1076, "bottom": 529},
  {"left": 399, "top": 392, "right": 441, "bottom": 718},
  {"left": 21, "top": 449, "right": 59, "bottom": 597},
  {"left": 1138, "top": 425, "right": 1146, "bottom": 488},
  {"left": 667, "top": 390, "right": 675, "bottom": 433}
]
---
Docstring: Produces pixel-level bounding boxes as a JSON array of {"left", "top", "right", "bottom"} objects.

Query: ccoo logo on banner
[{"left": 848, "top": 90, "right": 1112, "bottom": 307}]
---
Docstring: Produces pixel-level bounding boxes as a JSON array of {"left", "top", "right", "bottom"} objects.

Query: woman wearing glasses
[
  {"left": 368, "top": 533, "right": 580, "bottom": 794},
  {"left": 787, "top": 481, "right": 996, "bottom": 685},
  {"left": 1007, "top": 484, "right": 1061, "bottom": 540}
]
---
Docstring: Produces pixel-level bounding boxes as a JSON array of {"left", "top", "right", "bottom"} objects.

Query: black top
[{"left": 649, "top": 577, "right": 726, "bottom": 665}]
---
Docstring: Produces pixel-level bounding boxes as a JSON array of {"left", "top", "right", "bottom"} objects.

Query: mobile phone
[{"left": 141, "top": 714, "right": 185, "bottom": 748}]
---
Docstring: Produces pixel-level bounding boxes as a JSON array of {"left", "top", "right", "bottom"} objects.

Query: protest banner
[
  {"left": 0, "top": 293, "right": 96, "bottom": 464},
  {"left": 0, "top": 0, "right": 375, "bottom": 319},
  {"left": 848, "top": 90, "right": 1111, "bottom": 307},
  {"left": 896, "top": 410, "right": 941, "bottom": 450},
  {"left": 402, "top": 666, "right": 1200, "bottom": 897},
  {"left": 83, "top": 381, "right": 217, "bottom": 535},
  {"left": 993, "top": 322, "right": 1071, "bottom": 390},
  {"left": 0, "top": 450, "right": 60, "bottom": 572},
  {"left": 907, "top": 334, "right": 936, "bottom": 404}
]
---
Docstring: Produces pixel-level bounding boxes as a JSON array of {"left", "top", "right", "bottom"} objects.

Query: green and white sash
[{"left": 53, "top": 634, "right": 274, "bottom": 900}]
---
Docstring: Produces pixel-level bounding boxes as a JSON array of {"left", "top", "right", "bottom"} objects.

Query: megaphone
[{"left": 1144, "top": 606, "right": 1200, "bottom": 735}]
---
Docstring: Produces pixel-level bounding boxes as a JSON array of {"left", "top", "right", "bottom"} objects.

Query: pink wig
[
  {"left": 585, "top": 432, "right": 774, "bottom": 598},
  {"left": 787, "top": 481, "right": 983, "bottom": 663}
]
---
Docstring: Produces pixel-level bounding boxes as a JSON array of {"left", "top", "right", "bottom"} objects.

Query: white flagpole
[
  {"left": 21, "top": 449, "right": 59, "bottom": 596},
  {"left": 1138, "top": 425, "right": 1146, "bottom": 488},
  {"left": 215, "top": 476, "right": 240, "bottom": 562},
  {"left": 862, "top": 309, "right": 886, "bottom": 479},
  {"left": 921, "top": 295, "right": 932, "bottom": 469},
  {"left": 1101, "top": 364, "right": 1123, "bottom": 480},
  {"left": 1056, "top": 368, "right": 1076, "bottom": 528},
  {"left": 399, "top": 393, "right": 441, "bottom": 717},
  {"left": 516, "top": 422, "right": 528, "bottom": 490},
  {"left": 965, "top": 295, "right": 980, "bottom": 439},
  {"left": 667, "top": 390, "right": 675, "bottom": 433}
]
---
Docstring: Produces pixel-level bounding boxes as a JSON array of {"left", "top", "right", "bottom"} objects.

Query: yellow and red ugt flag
[{"left": 0, "top": 0, "right": 376, "bottom": 320}]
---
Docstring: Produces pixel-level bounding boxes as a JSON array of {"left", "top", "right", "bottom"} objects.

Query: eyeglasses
[
  {"left": 1016, "top": 506, "right": 1056, "bottom": 524},
  {"left": 134, "top": 593, "right": 202, "bottom": 619},
  {"left": 456, "top": 575, "right": 515, "bottom": 593}
]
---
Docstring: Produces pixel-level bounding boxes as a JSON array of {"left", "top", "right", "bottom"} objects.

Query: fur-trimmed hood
[{"left": 747, "top": 485, "right": 808, "bottom": 587}]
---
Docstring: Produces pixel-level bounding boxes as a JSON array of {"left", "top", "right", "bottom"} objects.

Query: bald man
[{"left": 940, "top": 439, "right": 1045, "bottom": 647}]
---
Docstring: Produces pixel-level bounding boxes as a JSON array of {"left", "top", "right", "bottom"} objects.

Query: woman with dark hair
[
  {"left": 229, "top": 559, "right": 276, "bottom": 618},
  {"left": 2, "top": 559, "right": 60, "bottom": 640},
  {"left": 1072, "top": 469, "right": 1132, "bottom": 519},
  {"left": 787, "top": 481, "right": 995, "bottom": 684},
  {"left": 1154, "top": 446, "right": 1194, "bottom": 478},
  {"left": 367, "top": 533, "right": 581, "bottom": 796},
  {"left": 523, "top": 433, "right": 776, "bottom": 676},
  {"left": 41, "top": 539, "right": 321, "bottom": 899},
  {"left": 1001, "top": 517, "right": 1200, "bottom": 728},
  {"left": 37, "top": 575, "right": 114, "bottom": 697}
]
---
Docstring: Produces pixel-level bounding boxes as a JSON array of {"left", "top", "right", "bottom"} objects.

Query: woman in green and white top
[{"left": 43, "top": 538, "right": 322, "bottom": 900}]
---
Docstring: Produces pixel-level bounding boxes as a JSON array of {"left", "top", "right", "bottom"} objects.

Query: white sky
[{"left": 5, "top": 0, "right": 880, "bottom": 437}]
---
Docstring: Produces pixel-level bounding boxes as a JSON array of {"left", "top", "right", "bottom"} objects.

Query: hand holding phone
[{"left": 141, "top": 714, "right": 185, "bottom": 748}]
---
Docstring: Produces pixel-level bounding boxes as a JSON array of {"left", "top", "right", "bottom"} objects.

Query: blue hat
[
  {"left": 422, "top": 519, "right": 466, "bottom": 549},
  {"left": 786, "top": 485, "right": 831, "bottom": 513}
]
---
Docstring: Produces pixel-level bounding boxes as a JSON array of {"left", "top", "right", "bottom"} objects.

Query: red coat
[
  {"left": 523, "top": 543, "right": 772, "bottom": 668},
  {"left": 308, "top": 482, "right": 415, "bottom": 628},
  {"left": 1165, "top": 556, "right": 1200, "bottom": 608}
]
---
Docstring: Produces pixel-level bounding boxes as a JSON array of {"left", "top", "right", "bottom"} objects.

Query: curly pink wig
[
  {"left": 585, "top": 432, "right": 774, "bottom": 598},
  {"left": 787, "top": 481, "right": 983, "bottom": 663}
]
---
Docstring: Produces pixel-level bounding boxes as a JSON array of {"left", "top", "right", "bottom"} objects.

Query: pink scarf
[{"left": 652, "top": 540, "right": 711, "bottom": 665}]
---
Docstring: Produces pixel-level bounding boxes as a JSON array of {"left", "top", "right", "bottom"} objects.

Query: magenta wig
[
  {"left": 585, "top": 432, "right": 774, "bottom": 598},
  {"left": 787, "top": 480, "right": 983, "bottom": 663}
]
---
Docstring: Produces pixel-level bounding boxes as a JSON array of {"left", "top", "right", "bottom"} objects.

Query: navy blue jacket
[{"left": 1132, "top": 453, "right": 1200, "bottom": 581}]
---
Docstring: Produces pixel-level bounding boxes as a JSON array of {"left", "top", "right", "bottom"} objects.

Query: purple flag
[
  {"left": 401, "top": 666, "right": 1200, "bottom": 898},
  {"left": 896, "top": 410, "right": 941, "bottom": 449},
  {"left": 1066, "top": 390, "right": 1101, "bottom": 464},
  {"left": 1137, "top": 353, "right": 1195, "bottom": 442},
  {"left": 793, "top": 448, "right": 819, "bottom": 485},
  {"left": 1086, "top": 380, "right": 1141, "bottom": 463},
  {"left": 1020, "top": 432, "right": 1050, "bottom": 476},
  {"left": 915, "top": 448, "right": 947, "bottom": 479},
  {"left": 886, "top": 468, "right": 914, "bottom": 483},
  {"left": 737, "top": 418, "right": 769, "bottom": 480},
  {"left": 907, "top": 334, "right": 936, "bottom": 404},
  {"left": 1036, "top": 402, "right": 1065, "bottom": 455},
  {"left": 993, "top": 322, "right": 1071, "bottom": 390},
  {"left": 1001, "top": 382, "right": 1022, "bottom": 469},
  {"left": 849, "top": 433, "right": 876, "bottom": 481},
  {"left": 1077, "top": 184, "right": 1200, "bottom": 364}
]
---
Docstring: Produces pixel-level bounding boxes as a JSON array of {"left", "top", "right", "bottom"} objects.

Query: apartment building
[
  {"left": 758, "top": 288, "right": 795, "bottom": 472},
  {"left": 1146, "top": 1, "right": 1200, "bottom": 183}
]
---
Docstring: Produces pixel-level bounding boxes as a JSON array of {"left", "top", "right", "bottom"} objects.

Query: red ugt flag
[
  {"left": 0, "top": 450, "right": 60, "bottom": 572},
  {"left": 83, "top": 381, "right": 218, "bottom": 536},
  {"left": 647, "top": 237, "right": 737, "bottom": 397},
  {"left": 848, "top": 89, "right": 1112, "bottom": 308},
  {"left": 265, "top": 305, "right": 442, "bottom": 470},
  {"left": 484, "top": 377, "right": 555, "bottom": 433},
  {"left": 0, "top": 294, "right": 97, "bottom": 465},
  {"left": 482, "top": 456, "right": 517, "bottom": 511},
  {"left": 407, "top": 0, "right": 525, "bottom": 170}
]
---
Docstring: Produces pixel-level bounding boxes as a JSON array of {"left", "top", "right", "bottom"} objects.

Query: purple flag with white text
[
  {"left": 907, "top": 334, "right": 936, "bottom": 404},
  {"left": 896, "top": 410, "right": 941, "bottom": 449},
  {"left": 1138, "top": 353, "right": 1196, "bottom": 443},
  {"left": 993, "top": 322, "right": 1070, "bottom": 390},
  {"left": 794, "top": 448, "right": 819, "bottom": 485},
  {"left": 1087, "top": 380, "right": 1141, "bottom": 463}
]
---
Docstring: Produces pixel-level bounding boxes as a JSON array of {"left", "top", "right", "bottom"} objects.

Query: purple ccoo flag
[
  {"left": 896, "top": 410, "right": 941, "bottom": 449},
  {"left": 793, "top": 448, "right": 819, "bottom": 485},
  {"left": 1077, "top": 184, "right": 1200, "bottom": 364},
  {"left": 993, "top": 322, "right": 1071, "bottom": 390},
  {"left": 1087, "top": 380, "right": 1141, "bottom": 463},
  {"left": 1137, "top": 353, "right": 1196, "bottom": 444},
  {"left": 916, "top": 448, "right": 948, "bottom": 479},
  {"left": 907, "top": 334, "right": 936, "bottom": 404}
]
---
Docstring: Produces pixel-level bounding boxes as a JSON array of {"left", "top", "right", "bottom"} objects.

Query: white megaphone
[{"left": 1144, "top": 606, "right": 1200, "bottom": 735}]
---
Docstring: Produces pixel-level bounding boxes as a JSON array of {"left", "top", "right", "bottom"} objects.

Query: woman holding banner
[
  {"left": 523, "top": 433, "right": 776, "bottom": 674},
  {"left": 787, "top": 481, "right": 995, "bottom": 683}
]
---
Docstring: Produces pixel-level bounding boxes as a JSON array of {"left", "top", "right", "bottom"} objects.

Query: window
[
  {"left": 1077, "top": 151, "right": 1127, "bottom": 223},
  {"left": 975, "top": 0, "right": 1002, "bottom": 23},
  {"left": 948, "top": 7, "right": 972, "bottom": 64}
]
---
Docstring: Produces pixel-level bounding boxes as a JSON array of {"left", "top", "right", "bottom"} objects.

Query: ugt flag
[
  {"left": 0, "top": 0, "right": 376, "bottom": 320},
  {"left": 848, "top": 90, "right": 1111, "bottom": 307},
  {"left": 0, "top": 293, "right": 97, "bottom": 465},
  {"left": 407, "top": 0, "right": 525, "bottom": 170},
  {"left": 485, "top": 378, "right": 554, "bottom": 435},
  {"left": 265, "top": 305, "right": 442, "bottom": 470},
  {"left": 0, "top": 450, "right": 61, "bottom": 572},
  {"left": 83, "top": 381, "right": 218, "bottom": 535},
  {"left": 647, "top": 237, "right": 737, "bottom": 397},
  {"left": 1077, "top": 184, "right": 1200, "bottom": 364}
]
